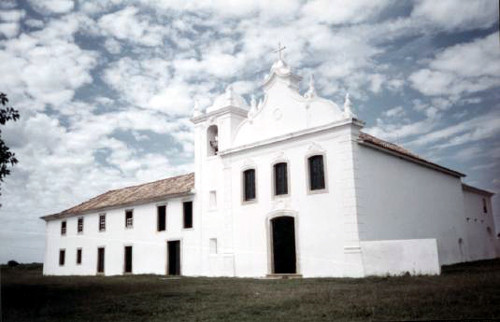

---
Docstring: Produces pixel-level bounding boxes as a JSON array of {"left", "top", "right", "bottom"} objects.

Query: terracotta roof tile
[
  {"left": 358, "top": 132, "right": 465, "bottom": 178},
  {"left": 42, "top": 173, "right": 194, "bottom": 220}
]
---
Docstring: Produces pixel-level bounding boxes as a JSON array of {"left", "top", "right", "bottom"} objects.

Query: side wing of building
[
  {"left": 42, "top": 174, "right": 201, "bottom": 276},
  {"left": 355, "top": 134, "right": 499, "bottom": 274}
]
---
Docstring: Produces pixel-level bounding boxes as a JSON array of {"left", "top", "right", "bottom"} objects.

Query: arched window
[
  {"left": 243, "top": 169, "right": 256, "bottom": 201},
  {"left": 308, "top": 155, "right": 325, "bottom": 191},
  {"left": 274, "top": 162, "right": 288, "bottom": 196},
  {"left": 207, "top": 125, "right": 218, "bottom": 156}
]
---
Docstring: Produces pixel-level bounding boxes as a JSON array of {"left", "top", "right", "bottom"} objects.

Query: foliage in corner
[{"left": 0, "top": 92, "right": 20, "bottom": 192}]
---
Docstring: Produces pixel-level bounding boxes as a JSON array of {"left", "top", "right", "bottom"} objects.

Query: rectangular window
[
  {"left": 483, "top": 198, "right": 488, "bottom": 214},
  {"left": 76, "top": 248, "right": 82, "bottom": 265},
  {"left": 59, "top": 249, "right": 65, "bottom": 266},
  {"left": 274, "top": 162, "right": 288, "bottom": 196},
  {"left": 157, "top": 205, "right": 166, "bottom": 231},
  {"left": 183, "top": 201, "right": 193, "bottom": 229},
  {"left": 209, "top": 238, "right": 218, "bottom": 254},
  {"left": 61, "top": 221, "right": 67, "bottom": 235},
  {"left": 243, "top": 169, "right": 256, "bottom": 201},
  {"left": 209, "top": 191, "right": 217, "bottom": 209},
  {"left": 99, "top": 214, "right": 106, "bottom": 232},
  {"left": 97, "top": 247, "right": 105, "bottom": 273},
  {"left": 77, "top": 217, "right": 84, "bottom": 233},
  {"left": 308, "top": 155, "right": 326, "bottom": 191},
  {"left": 125, "top": 210, "right": 133, "bottom": 228},
  {"left": 124, "top": 246, "right": 132, "bottom": 273}
]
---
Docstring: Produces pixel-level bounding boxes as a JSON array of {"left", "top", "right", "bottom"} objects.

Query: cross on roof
[{"left": 273, "top": 42, "right": 286, "bottom": 61}]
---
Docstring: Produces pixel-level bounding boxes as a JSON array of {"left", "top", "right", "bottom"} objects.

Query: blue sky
[{"left": 0, "top": 0, "right": 499, "bottom": 263}]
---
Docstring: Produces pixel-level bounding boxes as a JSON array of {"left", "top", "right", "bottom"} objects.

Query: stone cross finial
[{"left": 273, "top": 42, "right": 286, "bottom": 61}]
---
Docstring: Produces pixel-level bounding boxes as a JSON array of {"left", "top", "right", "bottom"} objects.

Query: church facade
[{"left": 42, "top": 55, "right": 499, "bottom": 277}]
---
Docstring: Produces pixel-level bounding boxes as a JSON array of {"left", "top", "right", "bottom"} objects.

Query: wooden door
[{"left": 167, "top": 241, "right": 181, "bottom": 275}]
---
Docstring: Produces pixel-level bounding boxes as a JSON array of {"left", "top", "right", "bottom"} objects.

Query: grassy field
[{"left": 1, "top": 260, "right": 500, "bottom": 322}]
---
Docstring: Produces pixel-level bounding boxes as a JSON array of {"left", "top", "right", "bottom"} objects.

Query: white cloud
[
  {"left": 0, "top": 9, "right": 25, "bottom": 22},
  {"left": 0, "top": 22, "right": 19, "bottom": 38},
  {"left": 383, "top": 106, "right": 405, "bottom": 118},
  {"left": 410, "top": 32, "right": 500, "bottom": 97},
  {"left": 301, "top": 0, "right": 393, "bottom": 25},
  {"left": 24, "top": 19, "right": 45, "bottom": 28},
  {"left": 98, "top": 6, "right": 165, "bottom": 47},
  {"left": 412, "top": 0, "right": 498, "bottom": 31},
  {"left": 28, "top": 0, "right": 75, "bottom": 14},
  {"left": 409, "top": 109, "right": 500, "bottom": 148}
]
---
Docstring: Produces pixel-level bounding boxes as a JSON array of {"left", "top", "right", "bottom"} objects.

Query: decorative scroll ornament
[
  {"left": 343, "top": 93, "right": 357, "bottom": 118},
  {"left": 192, "top": 99, "right": 202, "bottom": 118},
  {"left": 304, "top": 74, "right": 317, "bottom": 99}
]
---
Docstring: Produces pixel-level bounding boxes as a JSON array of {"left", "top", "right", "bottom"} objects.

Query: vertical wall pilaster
[{"left": 338, "top": 122, "right": 365, "bottom": 277}]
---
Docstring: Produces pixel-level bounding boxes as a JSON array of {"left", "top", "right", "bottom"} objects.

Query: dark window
[
  {"left": 274, "top": 162, "right": 288, "bottom": 196},
  {"left": 243, "top": 169, "right": 256, "bottom": 201},
  {"left": 183, "top": 201, "right": 193, "bottom": 229},
  {"left": 77, "top": 217, "right": 83, "bottom": 233},
  {"left": 308, "top": 155, "right": 325, "bottom": 191},
  {"left": 157, "top": 205, "right": 166, "bottom": 231},
  {"left": 124, "top": 246, "right": 132, "bottom": 273},
  {"left": 97, "top": 247, "right": 105, "bottom": 273},
  {"left": 76, "top": 249, "right": 82, "bottom": 265},
  {"left": 483, "top": 198, "right": 488, "bottom": 214},
  {"left": 61, "top": 221, "right": 66, "bottom": 235},
  {"left": 125, "top": 210, "right": 133, "bottom": 228},
  {"left": 59, "top": 249, "right": 65, "bottom": 266},
  {"left": 99, "top": 214, "right": 106, "bottom": 232},
  {"left": 207, "top": 125, "right": 218, "bottom": 156}
]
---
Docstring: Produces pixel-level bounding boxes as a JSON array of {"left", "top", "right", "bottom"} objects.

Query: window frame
[
  {"left": 183, "top": 201, "right": 193, "bottom": 229},
  {"left": 125, "top": 209, "right": 134, "bottom": 229},
  {"left": 209, "top": 238, "right": 218, "bottom": 255},
  {"left": 77, "top": 217, "right": 84, "bottom": 234},
  {"left": 61, "top": 221, "right": 67, "bottom": 236},
  {"left": 306, "top": 153, "right": 328, "bottom": 194},
  {"left": 483, "top": 198, "right": 488, "bottom": 214},
  {"left": 272, "top": 161, "right": 290, "bottom": 198},
  {"left": 157, "top": 204, "right": 167, "bottom": 232},
  {"left": 98, "top": 213, "right": 106, "bottom": 232},
  {"left": 207, "top": 125, "right": 219, "bottom": 157},
  {"left": 242, "top": 168, "right": 257, "bottom": 204},
  {"left": 209, "top": 190, "right": 217, "bottom": 210}
]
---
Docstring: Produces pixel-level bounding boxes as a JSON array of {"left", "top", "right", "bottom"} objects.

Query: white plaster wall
[
  {"left": 225, "top": 124, "right": 360, "bottom": 278},
  {"left": 43, "top": 196, "right": 200, "bottom": 276},
  {"left": 357, "top": 145, "right": 476, "bottom": 266},
  {"left": 462, "top": 190, "right": 499, "bottom": 261},
  {"left": 361, "top": 239, "right": 440, "bottom": 276}
]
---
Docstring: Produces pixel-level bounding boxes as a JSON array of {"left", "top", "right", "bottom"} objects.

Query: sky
[{"left": 0, "top": 0, "right": 499, "bottom": 263}]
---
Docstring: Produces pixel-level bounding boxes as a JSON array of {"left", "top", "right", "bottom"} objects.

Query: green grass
[{"left": 2, "top": 260, "right": 500, "bottom": 321}]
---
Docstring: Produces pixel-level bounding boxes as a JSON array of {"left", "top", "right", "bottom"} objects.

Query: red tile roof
[
  {"left": 358, "top": 132, "right": 465, "bottom": 178},
  {"left": 42, "top": 173, "right": 194, "bottom": 220}
]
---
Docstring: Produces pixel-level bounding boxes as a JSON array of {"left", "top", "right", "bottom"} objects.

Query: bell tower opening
[{"left": 207, "top": 125, "right": 218, "bottom": 156}]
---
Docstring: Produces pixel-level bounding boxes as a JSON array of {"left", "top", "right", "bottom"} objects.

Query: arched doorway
[{"left": 271, "top": 216, "right": 297, "bottom": 274}]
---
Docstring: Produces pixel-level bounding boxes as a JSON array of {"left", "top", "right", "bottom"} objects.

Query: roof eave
[
  {"left": 462, "top": 183, "right": 495, "bottom": 196},
  {"left": 358, "top": 140, "right": 465, "bottom": 178},
  {"left": 40, "top": 190, "right": 195, "bottom": 222}
]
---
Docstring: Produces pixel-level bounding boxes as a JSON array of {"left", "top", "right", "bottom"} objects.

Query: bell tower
[{"left": 190, "top": 86, "right": 249, "bottom": 275}]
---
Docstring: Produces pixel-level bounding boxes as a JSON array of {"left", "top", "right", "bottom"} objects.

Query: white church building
[{"left": 42, "top": 53, "right": 499, "bottom": 278}]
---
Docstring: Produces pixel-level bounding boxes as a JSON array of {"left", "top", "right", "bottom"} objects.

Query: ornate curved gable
[{"left": 233, "top": 57, "right": 344, "bottom": 148}]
